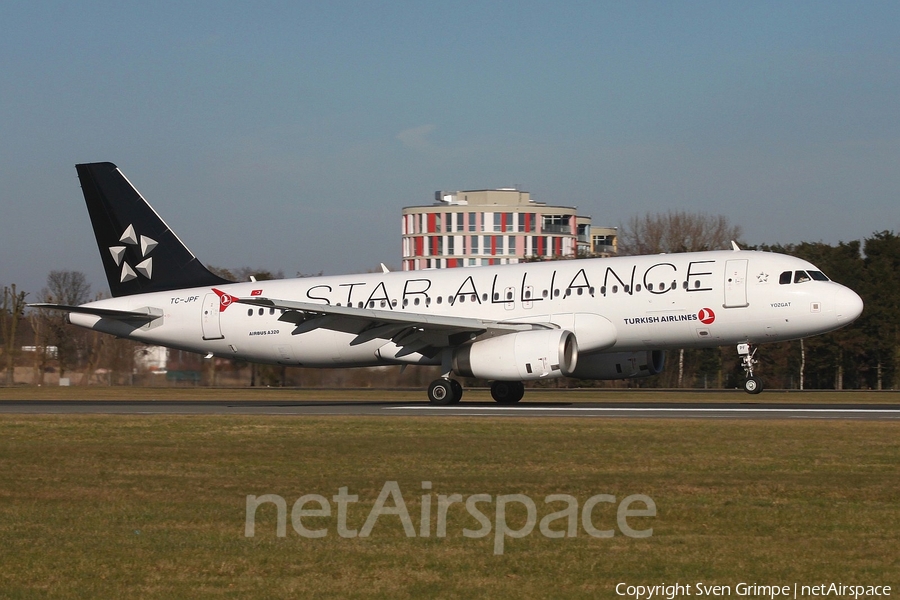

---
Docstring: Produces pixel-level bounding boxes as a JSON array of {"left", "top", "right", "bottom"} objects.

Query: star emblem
[
  {"left": 109, "top": 224, "right": 157, "bottom": 283},
  {"left": 757, "top": 272, "right": 769, "bottom": 283}
]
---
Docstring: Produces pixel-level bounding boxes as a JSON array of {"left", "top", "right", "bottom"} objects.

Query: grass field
[{"left": 0, "top": 402, "right": 897, "bottom": 598}]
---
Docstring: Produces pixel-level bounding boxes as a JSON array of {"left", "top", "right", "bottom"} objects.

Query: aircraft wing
[{"left": 236, "top": 296, "right": 550, "bottom": 352}]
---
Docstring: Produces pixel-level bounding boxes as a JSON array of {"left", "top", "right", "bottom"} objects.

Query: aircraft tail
[{"left": 76, "top": 162, "right": 232, "bottom": 297}]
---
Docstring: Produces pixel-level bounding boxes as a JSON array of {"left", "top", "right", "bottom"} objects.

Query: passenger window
[
  {"left": 794, "top": 271, "right": 811, "bottom": 284},
  {"left": 779, "top": 271, "right": 792, "bottom": 285}
]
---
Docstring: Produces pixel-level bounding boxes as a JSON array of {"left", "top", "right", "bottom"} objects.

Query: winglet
[
  {"left": 380, "top": 263, "right": 390, "bottom": 273},
  {"left": 731, "top": 241, "right": 741, "bottom": 251}
]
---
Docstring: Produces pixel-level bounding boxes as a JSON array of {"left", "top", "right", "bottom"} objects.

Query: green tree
[{"left": 859, "top": 231, "right": 900, "bottom": 389}]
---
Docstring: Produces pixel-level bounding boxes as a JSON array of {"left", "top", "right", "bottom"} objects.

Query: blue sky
[{"left": 2, "top": 1, "right": 898, "bottom": 296}]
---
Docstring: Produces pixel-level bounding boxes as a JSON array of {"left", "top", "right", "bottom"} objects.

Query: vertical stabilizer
[{"left": 76, "top": 162, "right": 232, "bottom": 297}]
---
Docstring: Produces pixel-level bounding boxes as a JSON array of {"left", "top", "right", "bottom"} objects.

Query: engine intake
[{"left": 453, "top": 329, "right": 578, "bottom": 381}]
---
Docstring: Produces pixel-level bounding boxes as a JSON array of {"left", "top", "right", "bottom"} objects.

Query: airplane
[{"left": 31, "top": 162, "right": 864, "bottom": 403}]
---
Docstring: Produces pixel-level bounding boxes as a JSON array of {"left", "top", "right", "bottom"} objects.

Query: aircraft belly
[{"left": 289, "top": 330, "right": 383, "bottom": 366}]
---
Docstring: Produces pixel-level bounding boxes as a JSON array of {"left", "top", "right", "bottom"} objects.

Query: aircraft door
[
  {"left": 723, "top": 259, "right": 749, "bottom": 308},
  {"left": 201, "top": 293, "right": 224, "bottom": 340}
]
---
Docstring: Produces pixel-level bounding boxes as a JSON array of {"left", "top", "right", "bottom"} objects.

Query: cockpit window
[
  {"left": 779, "top": 271, "right": 792, "bottom": 285},
  {"left": 794, "top": 271, "right": 811, "bottom": 284},
  {"left": 808, "top": 270, "right": 829, "bottom": 281}
]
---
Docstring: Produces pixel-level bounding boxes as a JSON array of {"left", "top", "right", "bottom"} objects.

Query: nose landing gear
[{"left": 738, "top": 343, "right": 763, "bottom": 394}]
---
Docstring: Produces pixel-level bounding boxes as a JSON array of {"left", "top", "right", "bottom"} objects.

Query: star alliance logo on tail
[{"left": 108, "top": 224, "right": 157, "bottom": 283}]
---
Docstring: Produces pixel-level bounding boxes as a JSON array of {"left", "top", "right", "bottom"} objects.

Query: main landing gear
[
  {"left": 490, "top": 381, "right": 525, "bottom": 404},
  {"left": 738, "top": 343, "right": 764, "bottom": 394},
  {"left": 426, "top": 378, "right": 526, "bottom": 405},
  {"left": 427, "top": 378, "right": 463, "bottom": 405}
]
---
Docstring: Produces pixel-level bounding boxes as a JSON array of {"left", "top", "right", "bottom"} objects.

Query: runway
[{"left": 1, "top": 400, "right": 899, "bottom": 420}]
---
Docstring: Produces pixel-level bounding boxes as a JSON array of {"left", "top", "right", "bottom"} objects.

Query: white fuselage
[{"left": 68, "top": 250, "right": 862, "bottom": 368}]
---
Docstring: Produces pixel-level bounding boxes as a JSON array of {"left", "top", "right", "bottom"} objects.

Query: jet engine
[
  {"left": 452, "top": 329, "right": 578, "bottom": 381},
  {"left": 569, "top": 350, "right": 665, "bottom": 380}
]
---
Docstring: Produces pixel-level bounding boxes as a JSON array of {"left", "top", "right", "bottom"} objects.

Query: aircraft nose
[{"left": 834, "top": 286, "right": 864, "bottom": 323}]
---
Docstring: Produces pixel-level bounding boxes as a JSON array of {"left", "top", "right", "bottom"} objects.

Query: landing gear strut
[
  {"left": 738, "top": 343, "right": 763, "bottom": 394},
  {"left": 428, "top": 378, "right": 463, "bottom": 405},
  {"left": 490, "top": 381, "right": 525, "bottom": 404}
]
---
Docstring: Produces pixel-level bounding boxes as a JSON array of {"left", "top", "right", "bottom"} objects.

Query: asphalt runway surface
[{"left": 1, "top": 400, "right": 899, "bottom": 420}]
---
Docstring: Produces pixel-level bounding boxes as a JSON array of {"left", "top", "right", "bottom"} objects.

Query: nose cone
[{"left": 834, "top": 286, "right": 864, "bottom": 324}]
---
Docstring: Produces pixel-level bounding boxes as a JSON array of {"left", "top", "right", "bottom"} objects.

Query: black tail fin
[{"left": 76, "top": 162, "right": 232, "bottom": 297}]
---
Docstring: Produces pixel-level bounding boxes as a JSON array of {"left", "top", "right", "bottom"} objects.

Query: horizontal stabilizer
[{"left": 29, "top": 303, "right": 162, "bottom": 322}]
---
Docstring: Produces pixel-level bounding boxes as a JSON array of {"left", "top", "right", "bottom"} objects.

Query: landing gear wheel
[
  {"left": 744, "top": 377, "right": 763, "bottom": 395},
  {"left": 449, "top": 379, "right": 463, "bottom": 403},
  {"left": 491, "top": 381, "right": 525, "bottom": 404},
  {"left": 428, "top": 379, "right": 457, "bottom": 405}
]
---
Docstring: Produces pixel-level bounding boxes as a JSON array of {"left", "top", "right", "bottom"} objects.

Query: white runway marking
[{"left": 387, "top": 406, "right": 900, "bottom": 415}]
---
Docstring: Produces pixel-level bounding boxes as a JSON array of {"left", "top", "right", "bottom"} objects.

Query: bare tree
[
  {"left": 618, "top": 210, "right": 743, "bottom": 256},
  {"left": 618, "top": 211, "right": 743, "bottom": 387},
  {"left": 45, "top": 270, "right": 91, "bottom": 306},
  {"left": 1, "top": 284, "right": 28, "bottom": 385},
  {"left": 39, "top": 271, "right": 91, "bottom": 378}
]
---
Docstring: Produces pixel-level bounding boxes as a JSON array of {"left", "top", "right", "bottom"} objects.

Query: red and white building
[{"left": 402, "top": 189, "right": 612, "bottom": 271}]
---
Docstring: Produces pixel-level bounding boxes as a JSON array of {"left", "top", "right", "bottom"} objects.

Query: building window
[
  {"left": 468, "top": 212, "right": 477, "bottom": 232},
  {"left": 542, "top": 214, "right": 570, "bottom": 234}
]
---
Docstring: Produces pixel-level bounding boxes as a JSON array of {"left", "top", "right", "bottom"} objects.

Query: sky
[{"left": 1, "top": 1, "right": 898, "bottom": 297}]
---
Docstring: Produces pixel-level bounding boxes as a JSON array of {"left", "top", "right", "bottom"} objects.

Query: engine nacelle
[
  {"left": 569, "top": 350, "right": 666, "bottom": 380},
  {"left": 453, "top": 329, "right": 578, "bottom": 381}
]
